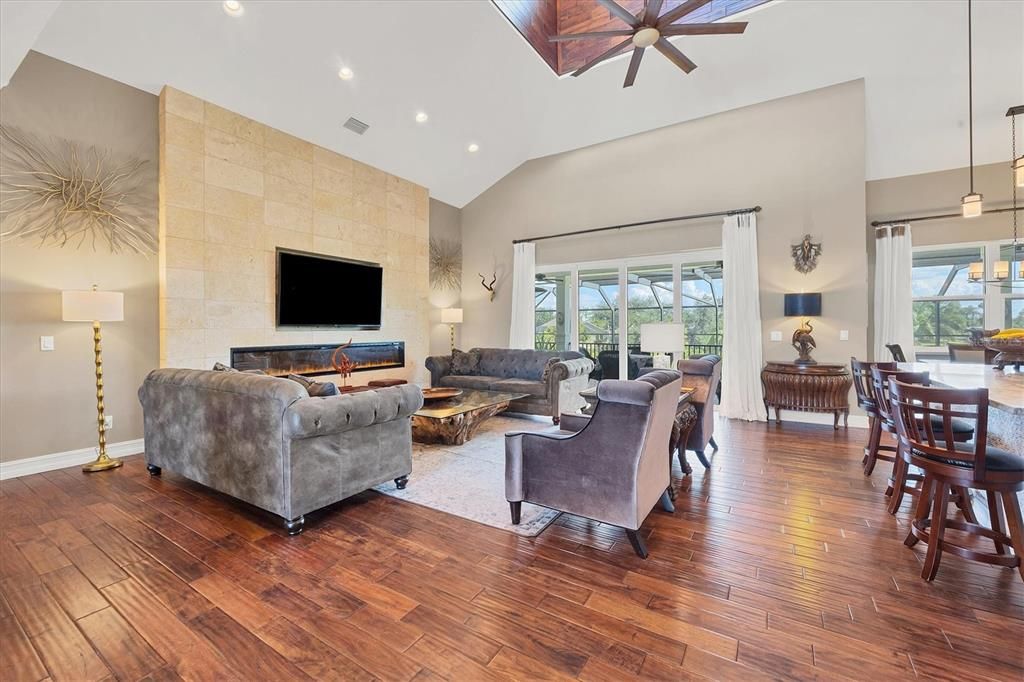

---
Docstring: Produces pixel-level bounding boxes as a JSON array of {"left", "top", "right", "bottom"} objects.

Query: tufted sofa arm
[
  {"left": 425, "top": 355, "right": 451, "bottom": 387},
  {"left": 546, "top": 357, "right": 594, "bottom": 387},
  {"left": 284, "top": 385, "right": 424, "bottom": 439}
]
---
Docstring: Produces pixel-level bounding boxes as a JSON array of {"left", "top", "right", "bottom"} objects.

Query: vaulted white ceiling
[{"left": 6, "top": 0, "right": 1022, "bottom": 207}]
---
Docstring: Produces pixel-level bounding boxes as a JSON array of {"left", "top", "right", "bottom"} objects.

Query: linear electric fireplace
[{"left": 230, "top": 342, "right": 405, "bottom": 377}]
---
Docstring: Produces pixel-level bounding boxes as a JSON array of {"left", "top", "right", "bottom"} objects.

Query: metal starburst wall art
[
  {"left": 0, "top": 125, "right": 156, "bottom": 254},
  {"left": 429, "top": 237, "right": 462, "bottom": 290}
]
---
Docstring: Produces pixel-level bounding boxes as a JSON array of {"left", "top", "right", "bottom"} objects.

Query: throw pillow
[
  {"left": 286, "top": 374, "right": 339, "bottom": 397},
  {"left": 450, "top": 348, "right": 480, "bottom": 376}
]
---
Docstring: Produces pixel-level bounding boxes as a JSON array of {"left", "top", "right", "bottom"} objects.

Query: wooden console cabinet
[{"left": 761, "top": 361, "right": 851, "bottom": 429}]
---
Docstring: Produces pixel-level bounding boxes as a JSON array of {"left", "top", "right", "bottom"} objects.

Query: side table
[
  {"left": 580, "top": 385, "right": 698, "bottom": 478},
  {"left": 760, "top": 361, "right": 851, "bottom": 429}
]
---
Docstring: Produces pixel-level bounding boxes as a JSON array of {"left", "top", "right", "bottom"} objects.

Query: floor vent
[{"left": 343, "top": 117, "right": 369, "bottom": 135}]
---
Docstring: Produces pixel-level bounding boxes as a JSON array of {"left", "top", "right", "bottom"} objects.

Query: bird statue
[{"left": 791, "top": 320, "right": 817, "bottom": 365}]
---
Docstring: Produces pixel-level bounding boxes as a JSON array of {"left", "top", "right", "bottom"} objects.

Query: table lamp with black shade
[{"left": 784, "top": 292, "right": 821, "bottom": 365}]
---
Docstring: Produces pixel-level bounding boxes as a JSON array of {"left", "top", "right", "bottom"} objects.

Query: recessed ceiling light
[
  {"left": 467, "top": 143, "right": 480, "bottom": 153},
  {"left": 415, "top": 111, "right": 429, "bottom": 123},
  {"left": 338, "top": 67, "right": 354, "bottom": 81},
  {"left": 222, "top": 0, "right": 244, "bottom": 17}
]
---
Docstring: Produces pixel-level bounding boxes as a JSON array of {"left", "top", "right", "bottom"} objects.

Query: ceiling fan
[{"left": 549, "top": 0, "right": 748, "bottom": 88}]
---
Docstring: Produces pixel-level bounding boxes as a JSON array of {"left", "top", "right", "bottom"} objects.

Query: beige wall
[
  {"left": 428, "top": 198, "right": 462, "bottom": 356},
  {"left": 460, "top": 81, "right": 869, "bottom": 412},
  {"left": 0, "top": 52, "right": 158, "bottom": 462},
  {"left": 158, "top": 88, "right": 430, "bottom": 384}
]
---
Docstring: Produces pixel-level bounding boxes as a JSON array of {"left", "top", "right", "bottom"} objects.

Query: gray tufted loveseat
[
  {"left": 425, "top": 348, "right": 594, "bottom": 423},
  {"left": 138, "top": 368, "right": 423, "bottom": 534}
]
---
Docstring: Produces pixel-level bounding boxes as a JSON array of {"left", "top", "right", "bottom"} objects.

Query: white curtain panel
[
  {"left": 873, "top": 224, "right": 915, "bottom": 361},
  {"left": 720, "top": 212, "right": 766, "bottom": 421},
  {"left": 508, "top": 241, "right": 536, "bottom": 349}
]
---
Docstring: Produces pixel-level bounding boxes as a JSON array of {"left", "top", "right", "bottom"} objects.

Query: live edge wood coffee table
[{"left": 412, "top": 389, "right": 528, "bottom": 445}]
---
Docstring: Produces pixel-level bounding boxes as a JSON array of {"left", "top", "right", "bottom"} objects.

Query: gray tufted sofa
[
  {"left": 425, "top": 348, "right": 594, "bottom": 423},
  {"left": 138, "top": 368, "right": 423, "bottom": 534}
]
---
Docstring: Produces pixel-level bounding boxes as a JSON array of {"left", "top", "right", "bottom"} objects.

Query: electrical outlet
[
  {"left": 839, "top": 330, "right": 849, "bottom": 341},
  {"left": 40, "top": 336, "right": 54, "bottom": 351},
  {"left": 103, "top": 415, "right": 113, "bottom": 430},
  {"left": 769, "top": 331, "right": 782, "bottom": 342}
]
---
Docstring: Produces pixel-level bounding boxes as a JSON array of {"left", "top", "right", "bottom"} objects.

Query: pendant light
[{"left": 961, "top": 0, "right": 983, "bottom": 218}]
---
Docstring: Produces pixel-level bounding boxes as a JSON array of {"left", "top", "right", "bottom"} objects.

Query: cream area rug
[{"left": 374, "top": 414, "right": 561, "bottom": 537}]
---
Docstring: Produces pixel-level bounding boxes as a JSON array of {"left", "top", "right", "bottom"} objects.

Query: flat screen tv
[{"left": 276, "top": 248, "right": 383, "bottom": 328}]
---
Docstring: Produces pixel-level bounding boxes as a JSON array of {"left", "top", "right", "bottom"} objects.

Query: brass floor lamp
[{"left": 62, "top": 286, "right": 125, "bottom": 472}]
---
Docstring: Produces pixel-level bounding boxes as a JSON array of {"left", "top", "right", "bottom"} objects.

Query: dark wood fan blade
[
  {"left": 654, "top": 37, "right": 697, "bottom": 73},
  {"left": 660, "top": 22, "right": 747, "bottom": 36},
  {"left": 623, "top": 47, "right": 645, "bottom": 88},
  {"left": 642, "top": 0, "right": 664, "bottom": 26},
  {"left": 656, "top": 0, "right": 714, "bottom": 28},
  {"left": 572, "top": 36, "right": 636, "bottom": 77},
  {"left": 548, "top": 30, "right": 635, "bottom": 42},
  {"left": 598, "top": 0, "right": 640, "bottom": 28}
]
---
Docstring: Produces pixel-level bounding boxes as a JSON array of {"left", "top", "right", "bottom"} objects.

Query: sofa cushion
[
  {"left": 450, "top": 348, "right": 481, "bottom": 376},
  {"left": 439, "top": 375, "right": 501, "bottom": 391},
  {"left": 491, "top": 378, "right": 547, "bottom": 398},
  {"left": 474, "top": 348, "right": 575, "bottom": 381},
  {"left": 285, "top": 374, "right": 339, "bottom": 397}
]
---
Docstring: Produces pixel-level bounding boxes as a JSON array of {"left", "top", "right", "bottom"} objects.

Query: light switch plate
[
  {"left": 840, "top": 330, "right": 849, "bottom": 341},
  {"left": 40, "top": 336, "right": 54, "bottom": 351},
  {"left": 770, "top": 331, "right": 782, "bottom": 342}
]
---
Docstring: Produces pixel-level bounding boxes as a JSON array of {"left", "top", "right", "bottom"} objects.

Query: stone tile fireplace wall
[{"left": 158, "top": 87, "right": 429, "bottom": 383}]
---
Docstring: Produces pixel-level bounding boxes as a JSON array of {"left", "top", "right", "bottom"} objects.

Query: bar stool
[
  {"left": 870, "top": 368, "right": 975, "bottom": 515},
  {"left": 850, "top": 358, "right": 897, "bottom": 476},
  {"left": 889, "top": 380, "right": 1024, "bottom": 582}
]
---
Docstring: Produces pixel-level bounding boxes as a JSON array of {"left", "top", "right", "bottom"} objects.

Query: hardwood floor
[{"left": 2, "top": 419, "right": 1022, "bottom": 681}]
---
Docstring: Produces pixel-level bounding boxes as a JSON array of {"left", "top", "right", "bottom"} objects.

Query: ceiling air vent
[{"left": 342, "top": 117, "right": 369, "bottom": 135}]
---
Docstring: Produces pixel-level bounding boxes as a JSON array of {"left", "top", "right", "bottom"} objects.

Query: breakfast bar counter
[{"left": 902, "top": 361, "right": 1023, "bottom": 454}]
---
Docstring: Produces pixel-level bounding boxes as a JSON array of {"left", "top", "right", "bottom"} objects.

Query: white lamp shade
[
  {"left": 441, "top": 308, "right": 463, "bottom": 324},
  {"left": 62, "top": 290, "right": 124, "bottom": 322},
  {"left": 640, "top": 323, "right": 685, "bottom": 353}
]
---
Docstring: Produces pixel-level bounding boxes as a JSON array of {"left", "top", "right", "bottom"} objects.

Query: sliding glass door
[{"left": 534, "top": 251, "right": 722, "bottom": 380}]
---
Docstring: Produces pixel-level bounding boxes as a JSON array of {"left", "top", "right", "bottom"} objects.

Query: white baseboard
[{"left": 0, "top": 438, "right": 145, "bottom": 480}]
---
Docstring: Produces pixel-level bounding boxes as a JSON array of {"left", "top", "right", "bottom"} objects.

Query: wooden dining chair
[
  {"left": 870, "top": 367, "right": 974, "bottom": 515},
  {"left": 885, "top": 344, "right": 907, "bottom": 362},
  {"left": 850, "top": 358, "right": 897, "bottom": 476},
  {"left": 889, "top": 380, "right": 1024, "bottom": 582}
]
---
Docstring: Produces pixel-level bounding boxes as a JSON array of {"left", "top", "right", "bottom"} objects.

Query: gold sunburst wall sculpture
[
  {"left": 0, "top": 125, "right": 156, "bottom": 254},
  {"left": 429, "top": 237, "right": 462, "bottom": 290}
]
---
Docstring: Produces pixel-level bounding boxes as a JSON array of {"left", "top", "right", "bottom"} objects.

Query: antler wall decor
[
  {"left": 479, "top": 272, "right": 497, "bottom": 302},
  {"left": 0, "top": 125, "right": 155, "bottom": 254}
]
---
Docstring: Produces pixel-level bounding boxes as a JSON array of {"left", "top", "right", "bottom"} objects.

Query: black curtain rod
[
  {"left": 513, "top": 206, "right": 762, "bottom": 245},
  {"left": 871, "top": 205, "right": 1022, "bottom": 228}
]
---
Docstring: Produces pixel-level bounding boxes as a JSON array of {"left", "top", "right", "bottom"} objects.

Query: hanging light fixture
[{"left": 961, "top": 0, "right": 983, "bottom": 218}]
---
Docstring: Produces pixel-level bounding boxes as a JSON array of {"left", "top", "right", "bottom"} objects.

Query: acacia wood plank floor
[{"left": 1, "top": 419, "right": 1022, "bottom": 681}]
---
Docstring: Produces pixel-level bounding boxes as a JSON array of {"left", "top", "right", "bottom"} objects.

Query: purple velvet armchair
[{"left": 504, "top": 370, "right": 682, "bottom": 558}]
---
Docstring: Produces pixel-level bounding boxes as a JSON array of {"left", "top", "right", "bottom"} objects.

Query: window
[
  {"left": 911, "top": 246, "right": 984, "bottom": 348},
  {"left": 911, "top": 241, "right": 1023, "bottom": 351},
  {"left": 681, "top": 262, "right": 724, "bottom": 356}
]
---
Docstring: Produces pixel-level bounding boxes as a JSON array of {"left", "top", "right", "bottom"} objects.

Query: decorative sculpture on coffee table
[
  {"left": 331, "top": 339, "right": 356, "bottom": 388},
  {"left": 784, "top": 293, "right": 822, "bottom": 365}
]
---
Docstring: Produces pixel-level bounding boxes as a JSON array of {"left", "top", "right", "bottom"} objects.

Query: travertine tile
[
  {"left": 205, "top": 213, "right": 258, "bottom": 245},
  {"left": 164, "top": 144, "right": 204, "bottom": 182},
  {"left": 265, "top": 173, "right": 312, "bottom": 208},
  {"left": 205, "top": 185, "right": 263, "bottom": 222},
  {"left": 165, "top": 237, "right": 205, "bottom": 270},
  {"left": 205, "top": 300, "right": 266, "bottom": 329},
  {"left": 164, "top": 298, "right": 205, "bottom": 329},
  {"left": 205, "top": 271, "right": 265, "bottom": 303},
  {"left": 265, "top": 201, "right": 312, "bottom": 233},
  {"left": 313, "top": 190, "right": 351, "bottom": 217},
  {"left": 162, "top": 87, "right": 205, "bottom": 123},
  {"left": 205, "top": 127, "right": 264, "bottom": 171},
  {"left": 205, "top": 102, "right": 264, "bottom": 145},
  {"left": 314, "top": 165, "right": 354, "bottom": 196},
  {"left": 204, "top": 243, "right": 264, "bottom": 276},
  {"left": 164, "top": 114, "right": 204, "bottom": 153},
  {"left": 265, "top": 226, "right": 312, "bottom": 253},
  {"left": 265, "top": 150, "right": 312, "bottom": 185},
  {"left": 165, "top": 206, "right": 204, "bottom": 240},
  {"left": 266, "top": 127, "right": 314, "bottom": 161},
  {"left": 164, "top": 328, "right": 206, "bottom": 360},
  {"left": 205, "top": 157, "right": 264, "bottom": 197},
  {"left": 313, "top": 146, "right": 353, "bottom": 174},
  {"left": 165, "top": 268, "right": 204, "bottom": 299},
  {"left": 164, "top": 174, "right": 204, "bottom": 211}
]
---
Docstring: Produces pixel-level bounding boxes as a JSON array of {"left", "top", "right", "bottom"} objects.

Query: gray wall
[
  {"left": 0, "top": 52, "right": 158, "bottom": 462},
  {"left": 428, "top": 198, "right": 462, "bottom": 356},
  {"left": 460, "top": 81, "right": 869, "bottom": 400}
]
